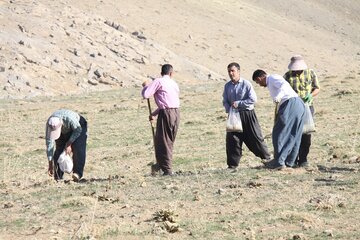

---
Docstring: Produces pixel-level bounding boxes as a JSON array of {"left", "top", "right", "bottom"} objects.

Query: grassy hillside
[{"left": 1, "top": 77, "right": 359, "bottom": 239}]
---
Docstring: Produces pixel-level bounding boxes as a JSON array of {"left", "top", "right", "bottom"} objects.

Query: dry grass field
[
  {"left": 1, "top": 0, "right": 360, "bottom": 239},
  {"left": 1, "top": 74, "right": 360, "bottom": 239}
]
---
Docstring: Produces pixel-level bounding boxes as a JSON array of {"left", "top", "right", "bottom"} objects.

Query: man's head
[
  {"left": 161, "top": 64, "right": 173, "bottom": 76},
  {"left": 252, "top": 69, "right": 267, "bottom": 87},
  {"left": 227, "top": 62, "right": 241, "bottom": 82},
  {"left": 46, "top": 117, "right": 62, "bottom": 140}
]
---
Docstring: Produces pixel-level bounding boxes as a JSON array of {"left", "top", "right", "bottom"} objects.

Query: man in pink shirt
[{"left": 142, "top": 64, "right": 180, "bottom": 176}]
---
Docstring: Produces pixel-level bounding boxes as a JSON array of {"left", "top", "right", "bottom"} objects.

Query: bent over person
[
  {"left": 252, "top": 69, "right": 305, "bottom": 170},
  {"left": 142, "top": 64, "right": 180, "bottom": 176},
  {"left": 223, "top": 62, "right": 271, "bottom": 169},
  {"left": 46, "top": 109, "right": 87, "bottom": 181},
  {"left": 284, "top": 55, "right": 320, "bottom": 168}
]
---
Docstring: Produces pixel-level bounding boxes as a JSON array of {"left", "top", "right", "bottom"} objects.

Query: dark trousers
[
  {"left": 226, "top": 110, "right": 271, "bottom": 167},
  {"left": 155, "top": 108, "right": 180, "bottom": 174},
  {"left": 53, "top": 116, "right": 87, "bottom": 180},
  {"left": 297, "top": 105, "right": 314, "bottom": 164}
]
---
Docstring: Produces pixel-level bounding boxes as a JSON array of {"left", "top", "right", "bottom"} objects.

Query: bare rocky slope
[{"left": 0, "top": 0, "right": 359, "bottom": 99}]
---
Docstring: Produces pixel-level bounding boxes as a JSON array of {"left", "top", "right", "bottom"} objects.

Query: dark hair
[
  {"left": 161, "top": 64, "right": 173, "bottom": 75},
  {"left": 227, "top": 62, "right": 240, "bottom": 70},
  {"left": 252, "top": 69, "right": 267, "bottom": 81}
]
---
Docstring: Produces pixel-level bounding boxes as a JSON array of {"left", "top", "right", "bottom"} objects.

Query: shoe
[
  {"left": 285, "top": 163, "right": 295, "bottom": 168},
  {"left": 151, "top": 163, "right": 160, "bottom": 176},
  {"left": 265, "top": 159, "right": 286, "bottom": 170},
  {"left": 72, "top": 173, "right": 80, "bottom": 182},
  {"left": 228, "top": 165, "right": 237, "bottom": 169},
  {"left": 162, "top": 171, "right": 174, "bottom": 176},
  {"left": 261, "top": 159, "right": 272, "bottom": 165},
  {"left": 298, "top": 161, "right": 309, "bottom": 168}
]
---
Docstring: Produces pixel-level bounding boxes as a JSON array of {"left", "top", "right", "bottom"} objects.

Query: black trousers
[
  {"left": 53, "top": 116, "right": 87, "bottom": 179},
  {"left": 226, "top": 110, "right": 271, "bottom": 167},
  {"left": 297, "top": 105, "right": 314, "bottom": 164}
]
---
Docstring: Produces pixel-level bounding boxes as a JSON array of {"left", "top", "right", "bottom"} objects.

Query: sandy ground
[{"left": 0, "top": 0, "right": 359, "bottom": 99}]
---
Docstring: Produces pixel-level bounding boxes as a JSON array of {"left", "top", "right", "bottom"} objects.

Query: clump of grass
[
  {"left": 153, "top": 209, "right": 181, "bottom": 233},
  {"left": 309, "top": 194, "right": 346, "bottom": 210}
]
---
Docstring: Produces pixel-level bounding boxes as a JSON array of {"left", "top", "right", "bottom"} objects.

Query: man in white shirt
[{"left": 252, "top": 69, "right": 305, "bottom": 170}]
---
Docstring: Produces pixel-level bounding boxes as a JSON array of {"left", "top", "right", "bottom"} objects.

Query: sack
[
  {"left": 57, "top": 151, "right": 73, "bottom": 173},
  {"left": 303, "top": 103, "right": 315, "bottom": 134},
  {"left": 226, "top": 107, "right": 243, "bottom": 132}
]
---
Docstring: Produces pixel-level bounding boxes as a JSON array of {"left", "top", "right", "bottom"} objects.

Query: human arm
[
  {"left": 269, "top": 76, "right": 286, "bottom": 103},
  {"left": 65, "top": 124, "right": 82, "bottom": 154},
  {"left": 303, "top": 70, "right": 320, "bottom": 103},
  {"left": 141, "top": 79, "right": 160, "bottom": 99},
  {"left": 222, "top": 84, "right": 231, "bottom": 113},
  {"left": 232, "top": 81, "right": 257, "bottom": 109},
  {"left": 46, "top": 138, "right": 55, "bottom": 176},
  {"left": 310, "top": 69, "right": 320, "bottom": 97},
  {"left": 48, "top": 160, "right": 54, "bottom": 176}
]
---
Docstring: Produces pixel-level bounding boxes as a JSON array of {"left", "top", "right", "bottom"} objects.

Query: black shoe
[
  {"left": 265, "top": 159, "right": 286, "bottom": 170},
  {"left": 298, "top": 161, "right": 309, "bottom": 168},
  {"left": 261, "top": 159, "right": 272, "bottom": 165}
]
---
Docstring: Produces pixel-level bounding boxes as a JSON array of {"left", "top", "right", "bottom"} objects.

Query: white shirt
[{"left": 266, "top": 74, "right": 298, "bottom": 106}]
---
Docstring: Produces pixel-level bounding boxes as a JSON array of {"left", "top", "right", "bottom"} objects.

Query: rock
[
  {"left": 4, "top": 202, "right": 14, "bottom": 208},
  {"left": 18, "top": 24, "right": 26, "bottom": 32},
  {"left": 88, "top": 79, "right": 98, "bottom": 85},
  {"left": 0, "top": 66, "right": 5, "bottom": 72},
  {"left": 217, "top": 188, "right": 225, "bottom": 195},
  {"left": 94, "top": 69, "right": 102, "bottom": 78},
  {"left": 99, "top": 79, "right": 112, "bottom": 85},
  {"left": 133, "top": 57, "right": 146, "bottom": 64},
  {"left": 323, "top": 229, "right": 334, "bottom": 237}
]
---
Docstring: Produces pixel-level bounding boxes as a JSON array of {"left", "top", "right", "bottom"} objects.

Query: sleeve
[
  {"left": 45, "top": 123, "right": 55, "bottom": 161},
  {"left": 151, "top": 108, "right": 160, "bottom": 116},
  {"left": 67, "top": 119, "right": 82, "bottom": 145},
  {"left": 283, "top": 71, "right": 290, "bottom": 82},
  {"left": 269, "top": 77, "right": 286, "bottom": 102},
  {"left": 46, "top": 138, "right": 55, "bottom": 161},
  {"left": 222, "top": 84, "right": 231, "bottom": 113},
  {"left": 310, "top": 69, "right": 320, "bottom": 90},
  {"left": 142, "top": 79, "right": 160, "bottom": 99},
  {"left": 235, "top": 82, "right": 257, "bottom": 109}
]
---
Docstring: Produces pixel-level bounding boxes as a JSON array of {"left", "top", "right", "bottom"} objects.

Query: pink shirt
[{"left": 142, "top": 75, "right": 180, "bottom": 116}]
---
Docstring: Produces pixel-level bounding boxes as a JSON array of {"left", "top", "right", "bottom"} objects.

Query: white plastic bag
[
  {"left": 226, "top": 107, "right": 243, "bottom": 132},
  {"left": 57, "top": 151, "right": 73, "bottom": 173},
  {"left": 303, "top": 103, "right": 315, "bottom": 134}
]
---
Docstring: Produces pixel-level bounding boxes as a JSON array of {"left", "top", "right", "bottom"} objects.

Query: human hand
[
  {"left": 231, "top": 101, "right": 238, "bottom": 108},
  {"left": 65, "top": 144, "right": 72, "bottom": 155},
  {"left": 48, "top": 160, "right": 54, "bottom": 176},
  {"left": 274, "top": 96, "right": 281, "bottom": 103},
  {"left": 142, "top": 80, "right": 151, "bottom": 87},
  {"left": 303, "top": 93, "right": 313, "bottom": 103}
]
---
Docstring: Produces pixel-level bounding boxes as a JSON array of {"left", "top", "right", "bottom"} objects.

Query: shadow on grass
[{"left": 317, "top": 165, "right": 358, "bottom": 173}]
